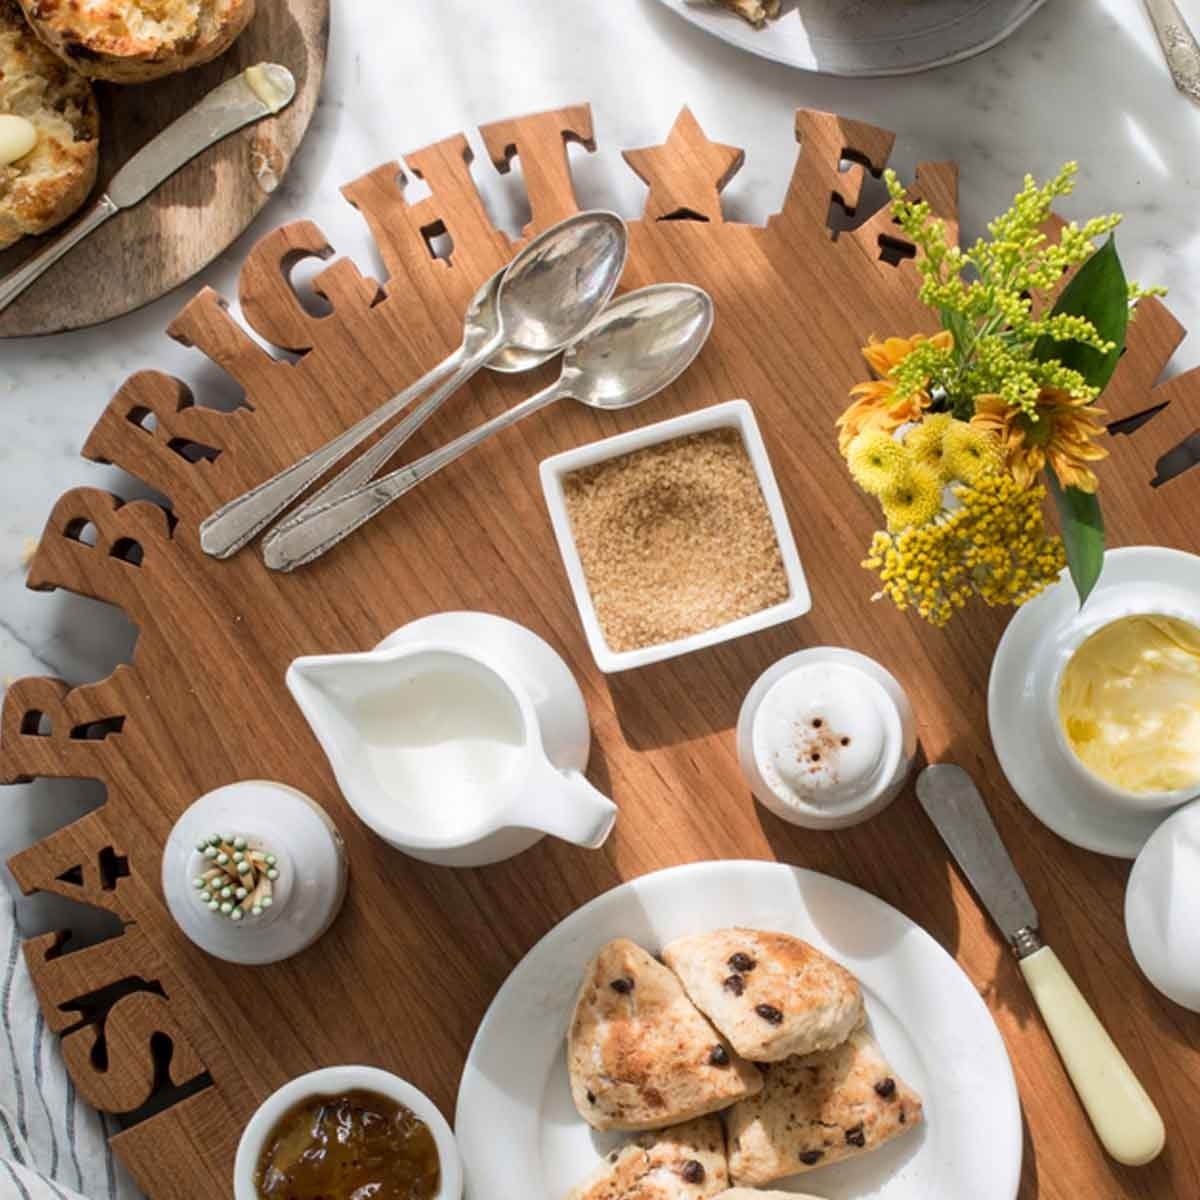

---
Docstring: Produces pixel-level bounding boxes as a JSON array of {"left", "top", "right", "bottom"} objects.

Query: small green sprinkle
[
  {"left": 192, "top": 877, "right": 205, "bottom": 889},
  {"left": 237, "top": 862, "right": 251, "bottom": 875},
  {"left": 265, "top": 854, "right": 277, "bottom": 867},
  {"left": 262, "top": 897, "right": 273, "bottom": 909},
  {"left": 199, "top": 891, "right": 211, "bottom": 903},
  {"left": 208, "top": 834, "right": 221, "bottom": 846},
  {"left": 220, "top": 902, "right": 233, "bottom": 914},
  {"left": 216, "top": 853, "right": 229, "bottom": 866},
  {"left": 222, "top": 832, "right": 235, "bottom": 844},
  {"left": 220, "top": 886, "right": 232, "bottom": 899},
  {"left": 207, "top": 900, "right": 220, "bottom": 911},
  {"left": 203, "top": 846, "right": 217, "bottom": 860},
  {"left": 230, "top": 909, "right": 244, "bottom": 922},
  {"left": 266, "top": 868, "right": 279, "bottom": 881},
  {"left": 251, "top": 905, "right": 263, "bottom": 916},
  {"left": 233, "top": 836, "right": 247, "bottom": 851},
  {"left": 232, "top": 850, "right": 244, "bottom": 863},
  {"left": 195, "top": 840, "right": 208, "bottom": 853},
  {"left": 235, "top": 887, "right": 248, "bottom": 900}
]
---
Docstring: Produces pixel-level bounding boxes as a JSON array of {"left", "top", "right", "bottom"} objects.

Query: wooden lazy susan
[
  {"left": 1, "top": 103, "right": 1198, "bottom": 1198},
  {"left": 0, "top": 0, "right": 328, "bottom": 337}
]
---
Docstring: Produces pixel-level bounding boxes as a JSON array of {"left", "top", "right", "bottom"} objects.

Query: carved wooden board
[
  {"left": 0, "top": 0, "right": 328, "bottom": 338},
  {"left": 2, "top": 104, "right": 1199, "bottom": 1199}
]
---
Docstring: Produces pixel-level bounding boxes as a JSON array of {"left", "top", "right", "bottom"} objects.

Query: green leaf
[
  {"left": 1033, "top": 235, "right": 1129, "bottom": 391},
  {"left": 1048, "top": 470, "right": 1105, "bottom": 606}
]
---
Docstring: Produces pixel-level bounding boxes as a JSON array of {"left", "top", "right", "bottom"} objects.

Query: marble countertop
[{"left": 3, "top": 0, "right": 1200, "bottom": 937}]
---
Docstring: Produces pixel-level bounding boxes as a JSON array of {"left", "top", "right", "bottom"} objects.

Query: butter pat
[
  {"left": 0, "top": 114, "right": 37, "bottom": 168},
  {"left": 243, "top": 63, "right": 294, "bottom": 115},
  {"left": 1059, "top": 614, "right": 1200, "bottom": 794}
]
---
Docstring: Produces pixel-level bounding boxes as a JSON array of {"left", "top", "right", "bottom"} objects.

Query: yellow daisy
[
  {"left": 904, "top": 413, "right": 955, "bottom": 480},
  {"left": 880, "top": 464, "right": 944, "bottom": 532},
  {"left": 847, "top": 431, "right": 910, "bottom": 496},
  {"left": 942, "top": 420, "right": 1000, "bottom": 485}
]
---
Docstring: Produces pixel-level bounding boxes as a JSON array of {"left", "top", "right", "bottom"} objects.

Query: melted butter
[
  {"left": 244, "top": 64, "right": 294, "bottom": 115},
  {"left": 1059, "top": 614, "right": 1200, "bottom": 794},
  {"left": 0, "top": 115, "right": 37, "bottom": 168}
]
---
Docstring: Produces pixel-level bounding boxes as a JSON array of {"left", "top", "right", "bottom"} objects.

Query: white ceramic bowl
[
  {"left": 1125, "top": 798, "right": 1200, "bottom": 1013},
  {"left": 233, "top": 1065, "right": 463, "bottom": 1200},
  {"left": 989, "top": 546, "right": 1200, "bottom": 858},
  {"left": 736, "top": 647, "right": 917, "bottom": 830},
  {"left": 539, "top": 400, "right": 812, "bottom": 673},
  {"left": 1048, "top": 602, "right": 1200, "bottom": 812}
]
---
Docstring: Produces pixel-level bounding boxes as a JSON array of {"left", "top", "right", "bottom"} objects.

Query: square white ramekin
[{"left": 539, "top": 400, "right": 812, "bottom": 673}]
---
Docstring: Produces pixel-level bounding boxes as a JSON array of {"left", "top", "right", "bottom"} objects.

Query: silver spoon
[
  {"left": 198, "top": 210, "right": 628, "bottom": 559},
  {"left": 263, "top": 283, "right": 715, "bottom": 572}
]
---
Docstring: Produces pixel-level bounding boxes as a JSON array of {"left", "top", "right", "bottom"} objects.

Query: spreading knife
[
  {"left": 0, "top": 63, "right": 296, "bottom": 316},
  {"left": 917, "top": 763, "right": 1165, "bottom": 1168}
]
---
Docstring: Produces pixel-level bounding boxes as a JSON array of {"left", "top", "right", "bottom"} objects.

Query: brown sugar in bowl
[{"left": 540, "top": 400, "right": 811, "bottom": 672}]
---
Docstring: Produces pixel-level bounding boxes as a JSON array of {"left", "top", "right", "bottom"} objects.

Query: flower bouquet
[{"left": 837, "top": 165, "right": 1161, "bottom": 626}]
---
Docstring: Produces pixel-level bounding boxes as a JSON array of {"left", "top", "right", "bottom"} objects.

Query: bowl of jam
[{"left": 234, "top": 1066, "right": 462, "bottom": 1200}]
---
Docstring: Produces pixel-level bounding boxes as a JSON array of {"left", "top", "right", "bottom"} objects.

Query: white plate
[
  {"left": 989, "top": 546, "right": 1200, "bottom": 860},
  {"left": 455, "top": 860, "right": 1020, "bottom": 1200},
  {"left": 654, "top": 0, "right": 1047, "bottom": 77}
]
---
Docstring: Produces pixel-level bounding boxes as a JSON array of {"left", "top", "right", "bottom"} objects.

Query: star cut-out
[{"left": 622, "top": 107, "right": 745, "bottom": 223}]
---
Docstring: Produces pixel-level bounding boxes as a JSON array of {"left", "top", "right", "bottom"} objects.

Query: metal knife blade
[
  {"left": 107, "top": 63, "right": 296, "bottom": 209},
  {"left": 917, "top": 763, "right": 1041, "bottom": 955}
]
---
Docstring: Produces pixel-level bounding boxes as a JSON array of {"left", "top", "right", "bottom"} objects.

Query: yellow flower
[
  {"left": 836, "top": 331, "right": 954, "bottom": 454},
  {"left": 904, "top": 413, "right": 954, "bottom": 480},
  {"left": 941, "top": 420, "right": 999, "bottom": 484},
  {"left": 972, "top": 388, "right": 1108, "bottom": 493},
  {"left": 864, "top": 467, "right": 1066, "bottom": 626},
  {"left": 847, "top": 431, "right": 909, "bottom": 495},
  {"left": 880, "top": 464, "right": 944, "bottom": 531}
]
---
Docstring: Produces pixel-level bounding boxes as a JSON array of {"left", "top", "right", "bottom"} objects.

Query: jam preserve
[{"left": 254, "top": 1088, "right": 440, "bottom": 1199}]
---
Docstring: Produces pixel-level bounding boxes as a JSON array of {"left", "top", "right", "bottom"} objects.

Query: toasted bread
[
  {"left": 0, "top": 0, "right": 97, "bottom": 248},
  {"left": 19, "top": 0, "right": 255, "bottom": 83}
]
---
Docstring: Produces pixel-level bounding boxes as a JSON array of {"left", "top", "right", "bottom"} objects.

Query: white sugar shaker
[{"left": 737, "top": 647, "right": 917, "bottom": 830}]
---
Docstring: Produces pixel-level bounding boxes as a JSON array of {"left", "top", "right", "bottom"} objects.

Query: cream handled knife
[
  {"left": 0, "top": 63, "right": 296, "bottom": 315},
  {"left": 916, "top": 763, "right": 1165, "bottom": 1167}
]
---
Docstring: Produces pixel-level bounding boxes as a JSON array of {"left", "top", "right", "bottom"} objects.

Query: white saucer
[{"left": 988, "top": 546, "right": 1200, "bottom": 859}]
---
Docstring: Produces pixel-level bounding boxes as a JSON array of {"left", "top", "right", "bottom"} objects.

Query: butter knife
[
  {"left": 1143, "top": 0, "right": 1200, "bottom": 104},
  {"left": 0, "top": 63, "right": 296, "bottom": 316},
  {"left": 917, "top": 764, "right": 1165, "bottom": 1167}
]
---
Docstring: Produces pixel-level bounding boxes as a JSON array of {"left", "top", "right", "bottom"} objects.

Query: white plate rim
[
  {"left": 651, "top": 0, "right": 1048, "bottom": 78},
  {"left": 988, "top": 545, "right": 1200, "bottom": 859},
  {"left": 455, "top": 859, "right": 1021, "bottom": 1200}
]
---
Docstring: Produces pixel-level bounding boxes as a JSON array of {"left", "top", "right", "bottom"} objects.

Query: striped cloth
[{"left": 1, "top": 896, "right": 141, "bottom": 1200}]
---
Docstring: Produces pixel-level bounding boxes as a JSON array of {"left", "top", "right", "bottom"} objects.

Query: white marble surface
[{"left": 3, "top": 0, "right": 1200, "bottom": 937}]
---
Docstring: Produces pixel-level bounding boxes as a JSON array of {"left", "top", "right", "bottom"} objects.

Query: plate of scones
[
  {"left": 456, "top": 860, "right": 1021, "bottom": 1200},
  {"left": 655, "top": 1, "right": 1048, "bottom": 77}
]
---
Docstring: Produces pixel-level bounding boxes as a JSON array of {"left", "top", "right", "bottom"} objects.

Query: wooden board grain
[
  {"left": 0, "top": 0, "right": 328, "bottom": 338},
  {"left": 2, "top": 104, "right": 1199, "bottom": 1198}
]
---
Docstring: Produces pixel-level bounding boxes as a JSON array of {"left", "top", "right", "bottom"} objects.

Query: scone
[
  {"left": 662, "top": 929, "right": 864, "bottom": 1062},
  {"left": 18, "top": 0, "right": 256, "bottom": 83},
  {"left": 565, "top": 1116, "right": 729, "bottom": 1200},
  {"left": 713, "top": 0, "right": 781, "bottom": 28},
  {"left": 726, "top": 1030, "right": 924, "bottom": 1186},
  {"left": 0, "top": 0, "right": 97, "bottom": 248},
  {"left": 568, "top": 939, "right": 763, "bottom": 1132}
]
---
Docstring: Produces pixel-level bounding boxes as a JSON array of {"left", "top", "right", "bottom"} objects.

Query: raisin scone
[
  {"left": 565, "top": 1116, "right": 730, "bottom": 1200},
  {"left": 0, "top": 0, "right": 96, "bottom": 248},
  {"left": 662, "top": 929, "right": 865, "bottom": 1062},
  {"left": 712, "top": 0, "right": 781, "bottom": 28},
  {"left": 568, "top": 939, "right": 763, "bottom": 1132},
  {"left": 18, "top": 0, "right": 255, "bottom": 83},
  {"left": 726, "top": 1030, "right": 924, "bottom": 1186}
]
